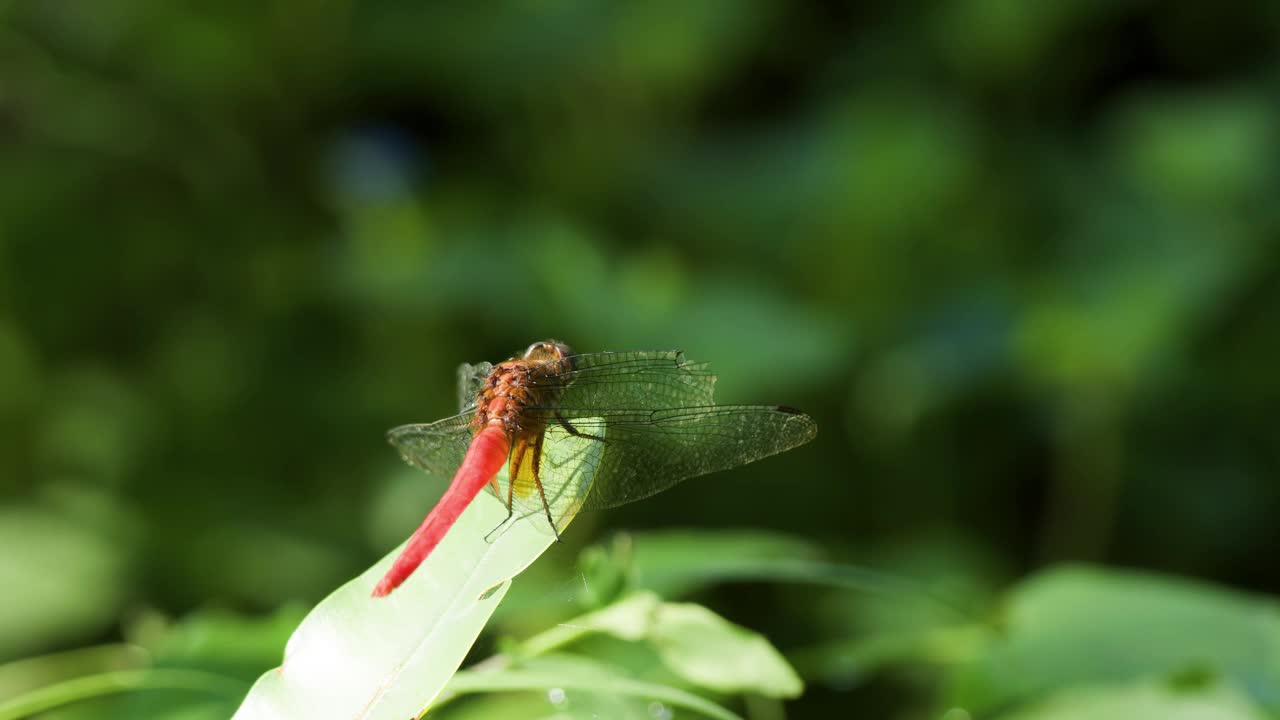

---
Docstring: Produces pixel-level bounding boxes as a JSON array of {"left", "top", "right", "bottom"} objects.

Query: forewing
[
  {"left": 386, "top": 412, "right": 476, "bottom": 479},
  {"left": 528, "top": 351, "right": 716, "bottom": 416},
  {"left": 456, "top": 361, "right": 494, "bottom": 413},
  {"left": 536, "top": 405, "right": 817, "bottom": 512}
]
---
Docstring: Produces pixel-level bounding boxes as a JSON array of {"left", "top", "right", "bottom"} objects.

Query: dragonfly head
[{"left": 522, "top": 340, "right": 573, "bottom": 364}]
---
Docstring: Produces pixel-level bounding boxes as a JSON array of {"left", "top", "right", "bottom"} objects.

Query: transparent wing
[
  {"left": 498, "top": 421, "right": 605, "bottom": 535},
  {"left": 528, "top": 350, "right": 717, "bottom": 414},
  {"left": 386, "top": 412, "right": 477, "bottom": 478},
  {"left": 456, "top": 361, "right": 494, "bottom": 413},
  {"left": 530, "top": 405, "right": 817, "bottom": 514}
]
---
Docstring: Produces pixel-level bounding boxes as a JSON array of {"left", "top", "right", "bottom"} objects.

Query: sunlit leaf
[{"left": 232, "top": 425, "right": 603, "bottom": 720}]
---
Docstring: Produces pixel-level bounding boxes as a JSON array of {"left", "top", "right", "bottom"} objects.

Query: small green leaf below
[
  {"left": 551, "top": 592, "right": 661, "bottom": 645},
  {"left": 646, "top": 601, "right": 803, "bottom": 698},
  {"left": 519, "top": 592, "right": 801, "bottom": 699},
  {"left": 446, "top": 655, "right": 742, "bottom": 720}
]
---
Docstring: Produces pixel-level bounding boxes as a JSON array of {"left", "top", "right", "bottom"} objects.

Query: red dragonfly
[{"left": 372, "top": 341, "right": 817, "bottom": 597}]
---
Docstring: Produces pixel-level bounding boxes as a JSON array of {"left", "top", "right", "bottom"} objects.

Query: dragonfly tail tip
[{"left": 371, "top": 577, "right": 398, "bottom": 598}]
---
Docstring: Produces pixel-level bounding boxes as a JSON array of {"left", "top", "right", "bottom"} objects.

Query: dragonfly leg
[
  {"left": 555, "top": 412, "right": 608, "bottom": 443},
  {"left": 504, "top": 472, "right": 516, "bottom": 523},
  {"left": 530, "top": 436, "right": 562, "bottom": 542},
  {"left": 533, "top": 476, "right": 562, "bottom": 542},
  {"left": 485, "top": 439, "right": 524, "bottom": 541},
  {"left": 484, "top": 516, "right": 511, "bottom": 542},
  {"left": 483, "top": 474, "right": 516, "bottom": 542}
]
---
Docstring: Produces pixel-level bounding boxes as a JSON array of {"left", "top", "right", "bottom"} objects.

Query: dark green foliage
[{"left": 2, "top": 0, "right": 1279, "bottom": 717}]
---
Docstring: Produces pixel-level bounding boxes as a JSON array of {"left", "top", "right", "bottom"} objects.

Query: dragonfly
[{"left": 372, "top": 340, "right": 817, "bottom": 597}]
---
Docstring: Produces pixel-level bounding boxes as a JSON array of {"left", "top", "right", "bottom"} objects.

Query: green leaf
[
  {"left": 0, "top": 645, "right": 149, "bottom": 711},
  {"left": 1003, "top": 677, "right": 1269, "bottom": 720},
  {"left": 948, "top": 565, "right": 1280, "bottom": 714},
  {"left": 446, "top": 655, "right": 742, "bottom": 720},
  {"left": 531, "top": 592, "right": 662, "bottom": 649},
  {"left": 430, "top": 690, "right": 652, "bottom": 720},
  {"left": 646, "top": 602, "right": 803, "bottom": 698},
  {"left": 231, "top": 425, "right": 603, "bottom": 720},
  {"left": 519, "top": 592, "right": 801, "bottom": 699}
]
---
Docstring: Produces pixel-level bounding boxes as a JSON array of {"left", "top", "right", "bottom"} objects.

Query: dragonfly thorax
[
  {"left": 475, "top": 359, "right": 564, "bottom": 435},
  {"left": 473, "top": 341, "right": 575, "bottom": 435}
]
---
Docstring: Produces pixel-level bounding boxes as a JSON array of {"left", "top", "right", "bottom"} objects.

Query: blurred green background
[{"left": 3, "top": 1, "right": 1280, "bottom": 718}]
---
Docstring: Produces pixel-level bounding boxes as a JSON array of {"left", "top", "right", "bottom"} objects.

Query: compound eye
[{"left": 524, "top": 340, "right": 573, "bottom": 361}]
